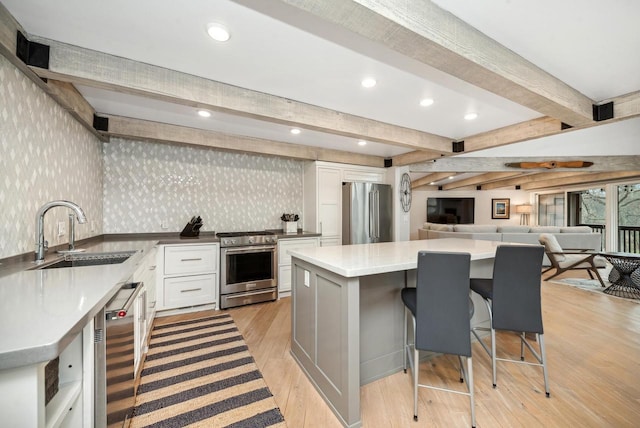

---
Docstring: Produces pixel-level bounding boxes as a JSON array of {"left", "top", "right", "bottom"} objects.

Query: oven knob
[{"left": 248, "top": 238, "right": 254, "bottom": 244}]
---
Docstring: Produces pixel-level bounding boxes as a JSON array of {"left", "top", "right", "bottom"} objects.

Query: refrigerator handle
[
  {"left": 369, "top": 191, "right": 375, "bottom": 239},
  {"left": 375, "top": 191, "right": 380, "bottom": 238}
]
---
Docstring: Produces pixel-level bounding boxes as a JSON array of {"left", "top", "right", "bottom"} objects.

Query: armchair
[{"left": 538, "top": 233, "right": 606, "bottom": 287}]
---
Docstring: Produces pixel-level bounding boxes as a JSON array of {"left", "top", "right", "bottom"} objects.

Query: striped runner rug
[{"left": 129, "top": 313, "right": 287, "bottom": 428}]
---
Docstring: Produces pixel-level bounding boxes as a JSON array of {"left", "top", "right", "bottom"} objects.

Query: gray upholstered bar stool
[
  {"left": 401, "top": 251, "right": 476, "bottom": 428},
  {"left": 470, "top": 244, "right": 550, "bottom": 397}
]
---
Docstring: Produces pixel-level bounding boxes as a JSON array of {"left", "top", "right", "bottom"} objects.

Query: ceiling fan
[{"left": 505, "top": 160, "right": 594, "bottom": 169}]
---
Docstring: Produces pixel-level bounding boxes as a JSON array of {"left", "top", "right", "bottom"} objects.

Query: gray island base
[{"left": 289, "top": 238, "right": 502, "bottom": 428}]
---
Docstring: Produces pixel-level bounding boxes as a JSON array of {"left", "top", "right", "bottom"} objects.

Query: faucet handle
[{"left": 44, "top": 240, "right": 49, "bottom": 252}]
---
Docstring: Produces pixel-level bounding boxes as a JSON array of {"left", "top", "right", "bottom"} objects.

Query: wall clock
[{"left": 400, "top": 172, "right": 412, "bottom": 212}]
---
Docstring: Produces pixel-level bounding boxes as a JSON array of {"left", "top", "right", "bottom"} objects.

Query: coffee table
[{"left": 600, "top": 252, "right": 640, "bottom": 299}]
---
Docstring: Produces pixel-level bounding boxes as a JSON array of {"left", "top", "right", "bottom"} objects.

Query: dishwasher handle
[{"left": 106, "top": 281, "right": 143, "bottom": 319}]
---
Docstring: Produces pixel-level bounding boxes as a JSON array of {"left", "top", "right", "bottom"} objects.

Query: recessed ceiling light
[
  {"left": 361, "top": 78, "right": 377, "bottom": 88},
  {"left": 464, "top": 112, "right": 478, "bottom": 120},
  {"left": 419, "top": 98, "right": 434, "bottom": 107},
  {"left": 290, "top": 128, "right": 301, "bottom": 135},
  {"left": 197, "top": 110, "right": 211, "bottom": 118},
  {"left": 429, "top": 182, "right": 435, "bottom": 185},
  {"left": 358, "top": 140, "right": 367, "bottom": 146},
  {"left": 207, "top": 23, "right": 230, "bottom": 42},
  {"left": 448, "top": 176, "right": 455, "bottom": 180}
]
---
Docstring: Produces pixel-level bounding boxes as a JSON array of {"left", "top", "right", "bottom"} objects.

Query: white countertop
[
  {"left": 0, "top": 240, "right": 156, "bottom": 370},
  {"left": 288, "top": 238, "right": 504, "bottom": 277}
]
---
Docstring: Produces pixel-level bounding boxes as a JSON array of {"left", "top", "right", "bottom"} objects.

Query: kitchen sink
[{"left": 33, "top": 251, "right": 137, "bottom": 270}]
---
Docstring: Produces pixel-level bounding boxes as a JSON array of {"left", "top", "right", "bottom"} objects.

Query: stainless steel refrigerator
[{"left": 342, "top": 182, "right": 392, "bottom": 244}]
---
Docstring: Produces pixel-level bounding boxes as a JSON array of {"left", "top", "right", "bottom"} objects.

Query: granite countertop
[
  {"left": 0, "top": 230, "right": 320, "bottom": 370},
  {"left": 0, "top": 238, "right": 156, "bottom": 370},
  {"left": 288, "top": 238, "right": 503, "bottom": 277}
]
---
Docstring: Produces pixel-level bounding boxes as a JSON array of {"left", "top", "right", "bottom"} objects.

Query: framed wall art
[{"left": 491, "top": 198, "right": 510, "bottom": 219}]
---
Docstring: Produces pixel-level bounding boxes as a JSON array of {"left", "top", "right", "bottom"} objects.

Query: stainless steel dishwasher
[{"left": 95, "top": 281, "right": 143, "bottom": 428}]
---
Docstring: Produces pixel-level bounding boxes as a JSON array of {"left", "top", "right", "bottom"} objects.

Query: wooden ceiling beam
[
  {"left": 0, "top": 5, "right": 104, "bottom": 140},
  {"left": 411, "top": 172, "right": 455, "bottom": 189},
  {"left": 104, "top": 115, "right": 386, "bottom": 167},
  {"left": 409, "top": 156, "right": 640, "bottom": 172},
  {"left": 522, "top": 171, "right": 640, "bottom": 190},
  {"left": 45, "top": 79, "right": 104, "bottom": 138},
  {"left": 393, "top": 150, "right": 444, "bottom": 167},
  {"left": 606, "top": 90, "right": 640, "bottom": 120},
  {"left": 27, "top": 36, "right": 453, "bottom": 154},
  {"left": 442, "top": 172, "right": 524, "bottom": 190},
  {"left": 479, "top": 172, "right": 587, "bottom": 190},
  {"left": 462, "top": 117, "right": 564, "bottom": 153},
  {"left": 273, "top": 0, "right": 594, "bottom": 126},
  {"left": 394, "top": 117, "right": 569, "bottom": 166}
]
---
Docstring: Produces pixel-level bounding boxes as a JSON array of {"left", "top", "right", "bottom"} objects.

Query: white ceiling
[{"left": 3, "top": 0, "right": 640, "bottom": 159}]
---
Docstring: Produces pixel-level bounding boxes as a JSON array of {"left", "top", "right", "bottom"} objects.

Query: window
[
  {"left": 618, "top": 183, "right": 640, "bottom": 253},
  {"left": 568, "top": 188, "right": 606, "bottom": 226},
  {"left": 537, "top": 193, "right": 564, "bottom": 226}
]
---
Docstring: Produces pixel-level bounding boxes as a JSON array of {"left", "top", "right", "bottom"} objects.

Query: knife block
[{"left": 180, "top": 220, "right": 203, "bottom": 237}]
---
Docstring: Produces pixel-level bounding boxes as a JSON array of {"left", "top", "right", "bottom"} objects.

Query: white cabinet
[
  {"left": 133, "top": 286, "right": 147, "bottom": 377},
  {"left": 157, "top": 243, "right": 219, "bottom": 313},
  {"left": 0, "top": 323, "right": 94, "bottom": 428},
  {"left": 304, "top": 163, "right": 342, "bottom": 247},
  {"left": 304, "top": 161, "right": 387, "bottom": 247},
  {"left": 277, "top": 237, "right": 319, "bottom": 295},
  {"left": 132, "top": 246, "right": 157, "bottom": 375}
]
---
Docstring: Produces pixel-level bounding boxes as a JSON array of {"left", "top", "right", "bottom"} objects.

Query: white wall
[
  {"left": 410, "top": 188, "right": 532, "bottom": 240},
  {"left": 392, "top": 166, "right": 411, "bottom": 242}
]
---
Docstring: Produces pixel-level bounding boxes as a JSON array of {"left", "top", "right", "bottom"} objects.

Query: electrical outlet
[
  {"left": 91, "top": 221, "right": 96, "bottom": 232},
  {"left": 161, "top": 220, "right": 169, "bottom": 230},
  {"left": 57, "top": 221, "right": 66, "bottom": 237},
  {"left": 304, "top": 270, "right": 310, "bottom": 287}
]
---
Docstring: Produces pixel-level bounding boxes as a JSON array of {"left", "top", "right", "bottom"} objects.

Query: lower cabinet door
[
  {"left": 164, "top": 274, "right": 216, "bottom": 309},
  {"left": 278, "top": 265, "right": 292, "bottom": 293}
]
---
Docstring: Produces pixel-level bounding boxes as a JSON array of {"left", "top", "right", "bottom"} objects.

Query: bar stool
[
  {"left": 401, "top": 251, "right": 476, "bottom": 428},
  {"left": 470, "top": 244, "right": 550, "bottom": 396}
]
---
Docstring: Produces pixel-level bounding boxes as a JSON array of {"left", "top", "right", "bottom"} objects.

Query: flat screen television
[{"left": 426, "top": 197, "right": 475, "bottom": 224}]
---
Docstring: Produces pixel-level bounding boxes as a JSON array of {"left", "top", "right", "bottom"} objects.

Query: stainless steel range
[{"left": 218, "top": 231, "right": 278, "bottom": 309}]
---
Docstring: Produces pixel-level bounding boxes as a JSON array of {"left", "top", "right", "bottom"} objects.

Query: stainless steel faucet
[{"left": 35, "top": 200, "right": 87, "bottom": 263}]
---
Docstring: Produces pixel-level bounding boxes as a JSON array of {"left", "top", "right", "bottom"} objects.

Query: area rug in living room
[
  {"left": 129, "top": 313, "right": 286, "bottom": 428},
  {"left": 547, "top": 277, "right": 640, "bottom": 304}
]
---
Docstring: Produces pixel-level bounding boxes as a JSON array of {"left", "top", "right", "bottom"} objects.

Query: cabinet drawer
[
  {"left": 164, "top": 245, "right": 217, "bottom": 275},
  {"left": 320, "top": 237, "right": 341, "bottom": 247},
  {"left": 164, "top": 274, "right": 216, "bottom": 308},
  {"left": 278, "top": 238, "right": 319, "bottom": 265}
]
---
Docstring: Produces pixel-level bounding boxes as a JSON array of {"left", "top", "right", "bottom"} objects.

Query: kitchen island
[{"left": 288, "top": 238, "right": 502, "bottom": 428}]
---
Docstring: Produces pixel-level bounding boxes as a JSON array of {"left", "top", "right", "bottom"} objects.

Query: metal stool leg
[
  {"left": 538, "top": 333, "right": 550, "bottom": 397},
  {"left": 413, "top": 345, "right": 419, "bottom": 421},
  {"left": 468, "top": 357, "right": 476, "bottom": 428}
]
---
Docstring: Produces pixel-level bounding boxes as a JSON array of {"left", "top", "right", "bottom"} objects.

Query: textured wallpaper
[
  {"left": 0, "top": 56, "right": 103, "bottom": 259},
  {"left": 1, "top": 53, "right": 304, "bottom": 257},
  {"left": 103, "top": 139, "right": 304, "bottom": 233}
]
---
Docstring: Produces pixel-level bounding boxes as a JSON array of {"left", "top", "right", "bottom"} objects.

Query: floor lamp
[{"left": 515, "top": 204, "right": 532, "bottom": 225}]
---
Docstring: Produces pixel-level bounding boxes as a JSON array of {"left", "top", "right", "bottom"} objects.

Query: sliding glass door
[{"left": 618, "top": 183, "right": 640, "bottom": 253}]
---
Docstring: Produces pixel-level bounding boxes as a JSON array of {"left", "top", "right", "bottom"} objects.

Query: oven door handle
[{"left": 223, "top": 245, "right": 276, "bottom": 255}]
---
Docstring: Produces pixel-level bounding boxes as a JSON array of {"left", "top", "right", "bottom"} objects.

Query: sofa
[{"left": 418, "top": 223, "right": 602, "bottom": 265}]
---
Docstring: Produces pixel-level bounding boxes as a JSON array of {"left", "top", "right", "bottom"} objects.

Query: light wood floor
[{"left": 160, "top": 274, "right": 640, "bottom": 427}]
